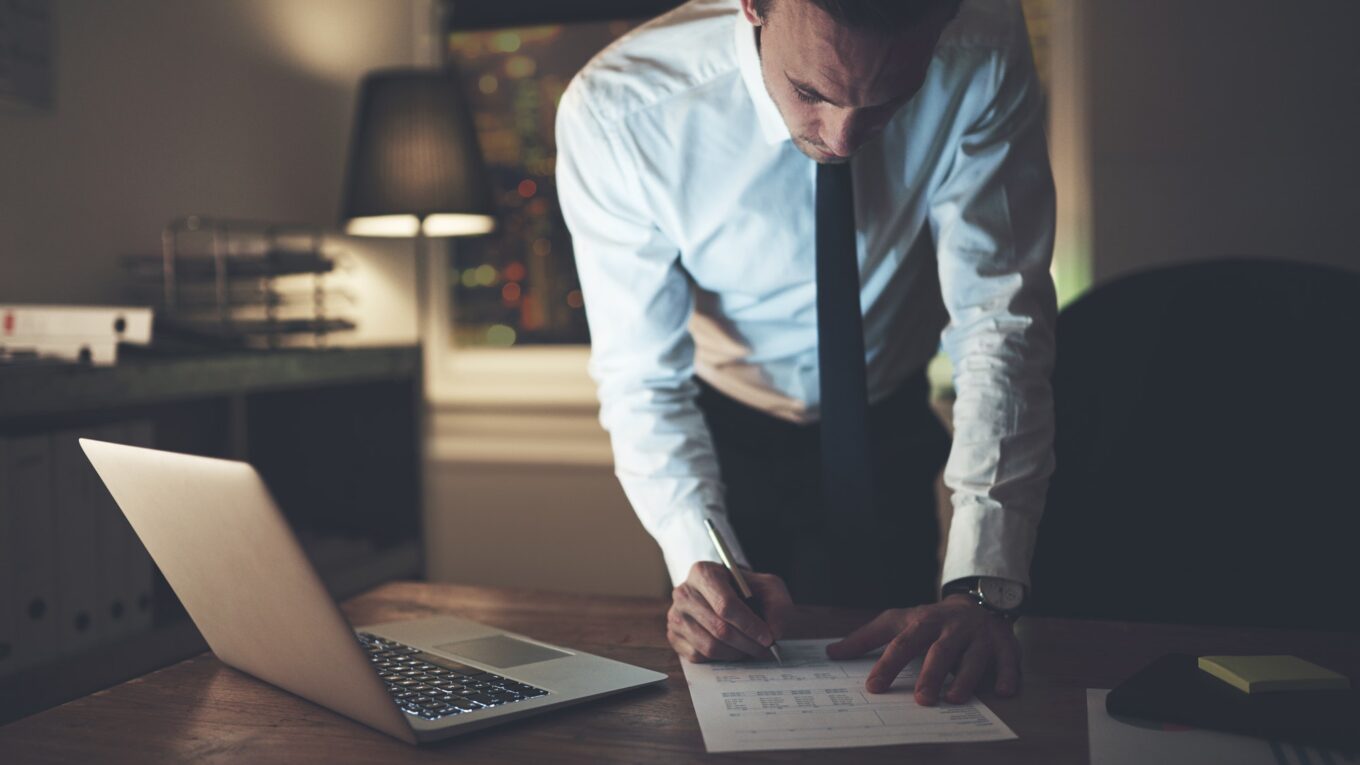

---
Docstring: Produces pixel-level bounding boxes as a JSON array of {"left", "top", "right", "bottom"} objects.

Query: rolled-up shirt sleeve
[
  {"left": 929, "top": 15, "right": 1058, "bottom": 590},
  {"left": 556, "top": 84, "right": 750, "bottom": 586}
]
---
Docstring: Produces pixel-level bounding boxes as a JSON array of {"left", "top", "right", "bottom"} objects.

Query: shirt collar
[{"left": 733, "top": 15, "right": 792, "bottom": 145}]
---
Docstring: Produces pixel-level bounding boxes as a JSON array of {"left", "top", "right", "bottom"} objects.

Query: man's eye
[{"left": 793, "top": 88, "right": 821, "bottom": 105}]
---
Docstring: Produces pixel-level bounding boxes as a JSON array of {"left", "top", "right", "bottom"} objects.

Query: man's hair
[{"left": 752, "top": 0, "right": 962, "bottom": 31}]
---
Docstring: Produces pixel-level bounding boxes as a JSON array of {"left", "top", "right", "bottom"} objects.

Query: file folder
[
  {"left": 0, "top": 435, "right": 60, "bottom": 673},
  {"left": 0, "top": 442, "right": 14, "bottom": 677},
  {"left": 0, "top": 305, "right": 152, "bottom": 344},
  {"left": 93, "top": 425, "right": 134, "bottom": 642},
  {"left": 52, "top": 430, "right": 103, "bottom": 655},
  {"left": 121, "top": 421, "right": 157, "bottom": 635}
]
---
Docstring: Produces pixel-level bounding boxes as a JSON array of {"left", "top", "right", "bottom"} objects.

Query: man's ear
[{"left": 739, "top": 0, "right": 764, "bottom": 27}]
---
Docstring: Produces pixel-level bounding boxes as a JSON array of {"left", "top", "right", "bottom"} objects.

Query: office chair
[{"left": 1028, "top": 258, "right": 1360, "bottom": 631}]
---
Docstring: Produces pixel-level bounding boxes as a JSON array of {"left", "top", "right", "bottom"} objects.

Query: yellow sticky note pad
[{"left": 1198, "top": 655, "right": 1351, "bottom": 694}]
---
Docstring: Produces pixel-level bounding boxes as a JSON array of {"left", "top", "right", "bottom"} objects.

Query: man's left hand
[{"left": 825, "top": 594, "right": 1020, "bottom": 705}]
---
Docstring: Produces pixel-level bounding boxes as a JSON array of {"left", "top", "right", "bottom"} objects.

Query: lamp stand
[
  {"left": 414, "top": 224, "right": 433, "bottom": 401},
  {"left": 413, "top": 224, "right": 432, "bottom": 568}
]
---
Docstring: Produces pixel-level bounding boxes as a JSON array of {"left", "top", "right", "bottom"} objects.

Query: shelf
[
  {"left": 122, "top": 250, "right": 336, "bottom": 281},
  {"left": 0, "top": 345, "right": 418, "bottom": 422}
]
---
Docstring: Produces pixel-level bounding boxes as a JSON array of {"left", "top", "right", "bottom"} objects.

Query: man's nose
[{"left": 820, "top": 109, "right": 867, "bottom": 158}]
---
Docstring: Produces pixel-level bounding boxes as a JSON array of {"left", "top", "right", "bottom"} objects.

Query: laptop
[{"left": 79, "top": 438, "right": 666, "bottom": 745}]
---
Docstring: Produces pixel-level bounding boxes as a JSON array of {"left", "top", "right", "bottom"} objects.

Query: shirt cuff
[
  {"left": 656, "top": 508, "right": 751, "bottom": 587},
  {"left": 939, "top": 500, "right": 1038, "bottom": 591}
]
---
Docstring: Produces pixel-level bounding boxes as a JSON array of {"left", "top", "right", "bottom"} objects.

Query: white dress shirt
[{"left": 556, "top": 0, "right": 1057, "bottom": 589}]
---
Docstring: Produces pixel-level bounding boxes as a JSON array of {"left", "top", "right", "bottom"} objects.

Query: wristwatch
[{"left": 941, "top": 577, "right": 1027, "bottom": 619}]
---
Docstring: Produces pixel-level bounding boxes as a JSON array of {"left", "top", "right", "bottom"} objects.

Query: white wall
[
  {"left": 0, "top": 0, "right": 422, "bottom": 304},
  {"left": 1083, "top": 0, "right": 1360, "bottom": 283}
]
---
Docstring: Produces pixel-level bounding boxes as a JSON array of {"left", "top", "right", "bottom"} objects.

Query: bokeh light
[
  {"left": 486, "top": 324, "right": 518, "bottom": 346},
  {"left": 475, "top": 264, "right": 498, "bottom": 286},
  {"left": 505, "top": 55, "right": 536, "bottom": 79}
]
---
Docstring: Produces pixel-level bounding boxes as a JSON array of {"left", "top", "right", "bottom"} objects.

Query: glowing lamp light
[
  {"left": 344, "top": 215, "right": 419, "bottom": 237},
  {"left": 340, "top": 68, "right": 497, "bottom": 240},
  {"left": 343, "top": 214, "right": 497, "bottom": 238}
]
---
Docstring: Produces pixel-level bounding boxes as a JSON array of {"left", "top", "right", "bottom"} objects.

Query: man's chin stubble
[{"left": 794, "top": 137, "right": 851, "bottom": 165}]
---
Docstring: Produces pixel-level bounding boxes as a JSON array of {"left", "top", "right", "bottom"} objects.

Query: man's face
[{"left": 741, "top": 0, "right": 956, "bottom": 163}]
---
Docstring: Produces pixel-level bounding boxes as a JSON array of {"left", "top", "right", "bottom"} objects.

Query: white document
[
  {"left": 1087, "top": 689, "right": 1350, "bottom": 765},
  {"left": 681, "top": 638, "right": 1017, "bottom": 753}
]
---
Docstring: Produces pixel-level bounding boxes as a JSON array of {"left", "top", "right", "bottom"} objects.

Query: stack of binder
[
  {"left": 0, "top": 305, "right": 153, "bottom": 366},
  {"left": 0, "top": 423, "right": 157, "bottom": 678}
]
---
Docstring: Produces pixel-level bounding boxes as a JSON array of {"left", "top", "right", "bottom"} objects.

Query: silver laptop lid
[{"left": 79, "top": 439, "right": 415, "bottom": 743}]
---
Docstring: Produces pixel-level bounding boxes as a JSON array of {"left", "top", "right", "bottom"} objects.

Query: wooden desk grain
[{"left": 2, "top": 582, "right": 1357, "bottom": 764}]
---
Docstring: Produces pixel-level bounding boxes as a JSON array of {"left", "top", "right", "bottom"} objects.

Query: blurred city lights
[
  {"left": 505, "top": 55, "right": 536, "bottom": 79},
  {"left": 486, "top": 324, "right": 518, "bottom": 346}
]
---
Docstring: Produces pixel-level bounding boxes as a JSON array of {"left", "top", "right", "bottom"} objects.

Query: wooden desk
[{"left": 2, "top": 582, "right": 1357, "bottom": 763}]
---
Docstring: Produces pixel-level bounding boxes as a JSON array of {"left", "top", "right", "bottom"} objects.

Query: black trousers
[{"left": 695, "top": 372, "right": 951, "bottom": 609}]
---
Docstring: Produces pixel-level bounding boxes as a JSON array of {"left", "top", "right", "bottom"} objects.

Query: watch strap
[
  {"left": 941, "top": 576, "right": 1025, "bottom": 618},
  {"left": 941, "top": 577, "right": 980, "bottom": 600}
]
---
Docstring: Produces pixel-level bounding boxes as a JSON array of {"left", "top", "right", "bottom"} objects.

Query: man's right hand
[{"left": 667, "top": 561, "right": 794, "bottom": 662}]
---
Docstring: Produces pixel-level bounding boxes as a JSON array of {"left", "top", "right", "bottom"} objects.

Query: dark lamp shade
[{"left": 341, "top": 67, "right": 497, "bottom": 238}]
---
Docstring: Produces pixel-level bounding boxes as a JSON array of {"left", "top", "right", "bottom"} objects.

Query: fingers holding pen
[
  {"left": 689, "top": 563, "right": 776, "bottom": 647},
  {"left": 745, "top": 571, "right": 794, "bottom": 641},
  {"left": 667, "top": 562, "right": 779, "bottom": 661},
  {"left": 671, "top": 595, "right": 768, "bottom": 658},
  {"left": 667, "top": 611, "right": 747, "bottom": 662}
]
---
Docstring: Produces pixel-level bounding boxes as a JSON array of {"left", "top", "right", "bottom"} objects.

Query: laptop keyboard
[{"left": 357, "top": 632, "right": 550, "bottom": 721}]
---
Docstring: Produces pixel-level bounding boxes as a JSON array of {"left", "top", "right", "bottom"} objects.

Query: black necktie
[{"left": 815, "top": 161, "right": 875, "bottom": 528}]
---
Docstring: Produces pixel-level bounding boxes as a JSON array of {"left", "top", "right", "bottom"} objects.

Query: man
[{"left": 556, "top": 0, "right": 1055, "bottom": 707}]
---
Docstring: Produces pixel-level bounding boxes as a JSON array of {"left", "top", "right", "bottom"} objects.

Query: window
[{"left": 443, "top": 20, "right": 641, "bottom": 347}]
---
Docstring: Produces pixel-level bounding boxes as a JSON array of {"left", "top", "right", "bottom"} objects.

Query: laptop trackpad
[{"left": 435, "top": 635, "right": 570, "bottom": 668}]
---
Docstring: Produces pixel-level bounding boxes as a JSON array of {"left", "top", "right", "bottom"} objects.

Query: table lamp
[{"left": 340, "top": 67, "right": 497, "bottom": 383}]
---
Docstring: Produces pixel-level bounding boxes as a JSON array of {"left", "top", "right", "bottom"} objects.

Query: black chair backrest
[{"left": 1030, "top": 258, "right": 1360, "bottom": 631}]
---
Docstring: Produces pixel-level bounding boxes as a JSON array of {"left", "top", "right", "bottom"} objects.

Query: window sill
[
  {"left": 426, "top": 345, "right": 612, "bottom": 467},
  {"left": 428, "top": 345, "right": 598, "bottom": 410}
]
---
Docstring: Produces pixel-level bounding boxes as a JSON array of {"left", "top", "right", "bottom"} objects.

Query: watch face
[{"left": 978, "top": 577, "right": 1024, "bottom": 611}]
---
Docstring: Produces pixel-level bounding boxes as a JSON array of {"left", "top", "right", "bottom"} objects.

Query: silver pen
[{"left": 703, "top": 518, "right": 785, "bottom": 665}]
